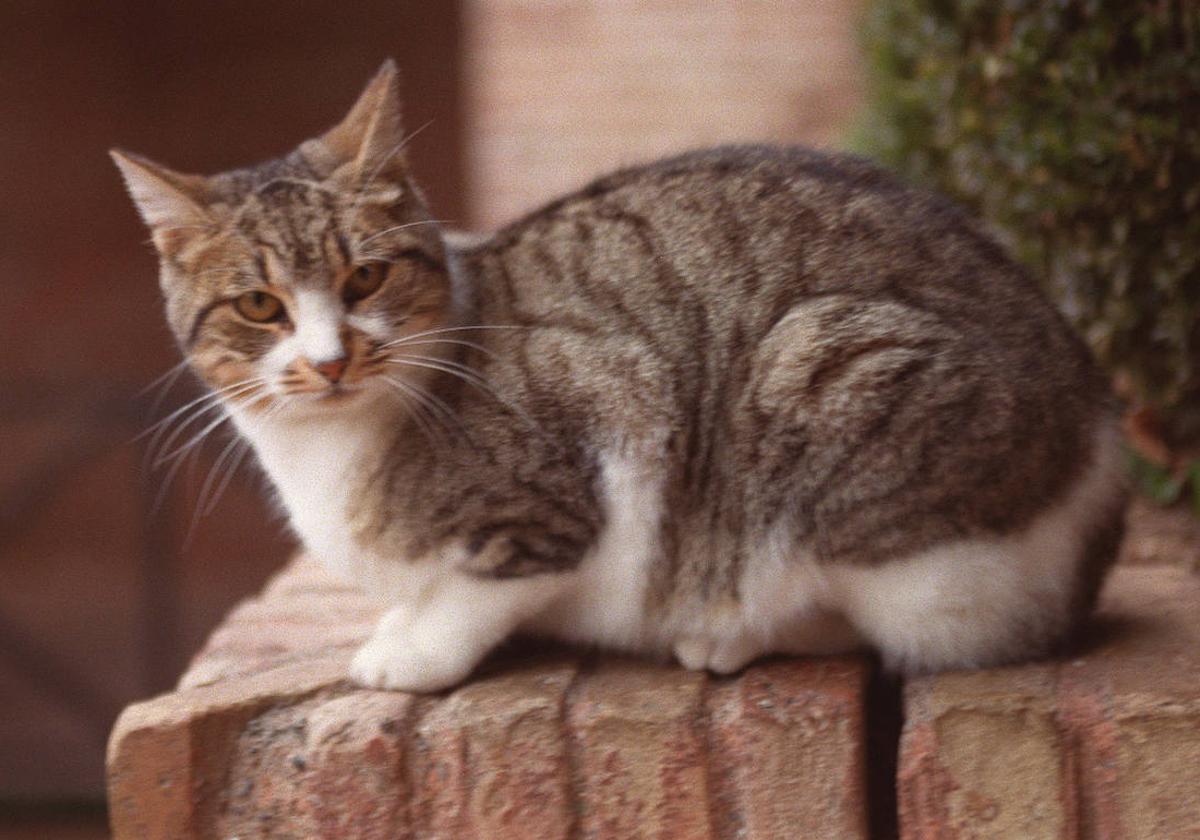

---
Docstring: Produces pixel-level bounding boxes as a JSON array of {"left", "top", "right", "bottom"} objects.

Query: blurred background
[{"left": 0, "top": 1, "right": 1195, "bottom": 837}]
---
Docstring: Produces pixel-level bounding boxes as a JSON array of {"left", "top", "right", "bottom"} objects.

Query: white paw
[
  {"left": 349, "top": 638, "right": 473, "bottom": 693},
  {"left": 673, "top": 636, "right": 714, "bottom": 671},
  {"left": 708, "top": 636, "right": 762, "bottom": 674},
  {"left": 672, "top": 634, "right": 763, "bottom": 675}
]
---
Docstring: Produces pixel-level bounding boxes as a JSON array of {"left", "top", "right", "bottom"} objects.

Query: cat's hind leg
[
  {"left": 672, "top": 608, "right": 862, "bottom": 675},
  {"left": 672, "top": 634, "right": 762, "bottom": 674}
]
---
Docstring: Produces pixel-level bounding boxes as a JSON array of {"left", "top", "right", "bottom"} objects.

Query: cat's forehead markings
[{"left": 232, "top": 179, "right": 340, "bottom": 275}]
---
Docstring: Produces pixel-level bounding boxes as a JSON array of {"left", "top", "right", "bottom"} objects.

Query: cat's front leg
[{"left": 350, "top": 572, "right": 566, "bottom": 692}]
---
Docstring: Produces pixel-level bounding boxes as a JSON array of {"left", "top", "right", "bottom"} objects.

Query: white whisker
[
  {"left": 378, "top": 324, "right": 525, "bottom": 351},
  {"left": 353, "top": 219, "right": 449, "bottom": 252},
  {"left": 346, "top": 119, "right": 436, "bottom": 231},
  {"left": 381, "top": 336, "right": 498, "bottom": 361},
  {"left": 191, "top": 434, "right": 244, "bottom": 533},
  {"left": 382, "top": 377, "right": 456, "bottom": 449},
  {"left": 387, "top": 354, "right": 546, "bottom": 441},
  {"left": 138, "top": 360, "right": 189, "bottom": 399},
  {"left": 152, "top": 381, "right": 263, "bottom": 468},
  {"left": 139, "top": 379, "right": 265, "bottom": 472}
]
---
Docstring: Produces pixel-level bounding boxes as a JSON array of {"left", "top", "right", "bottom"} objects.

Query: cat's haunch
[{"left": 115, "top": 61, "right": 1126, "bottom": 692}]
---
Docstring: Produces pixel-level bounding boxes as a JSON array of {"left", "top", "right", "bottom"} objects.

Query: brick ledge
[
  {"left": 107, "top": 556, "right": 869, "bottom": 839},
  {"left": 107, "top": 558, "right": 1200, "bottom": 839}
]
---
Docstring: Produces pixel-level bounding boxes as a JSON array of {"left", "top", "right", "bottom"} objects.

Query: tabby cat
[{"left": 114, "top": 62, "right": 1127, "bottom": 692}]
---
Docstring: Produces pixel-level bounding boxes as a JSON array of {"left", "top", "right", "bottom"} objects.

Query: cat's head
[{"left": 113, "top": 61, "right": 449, "bottom": 418}]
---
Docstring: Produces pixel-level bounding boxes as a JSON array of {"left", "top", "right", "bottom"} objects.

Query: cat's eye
[
  {"left": 234, "top": 290, "right": 285, "bottom": 323},
  {"left": 344, "top": 263, "right": 388, "bottom": 304}
]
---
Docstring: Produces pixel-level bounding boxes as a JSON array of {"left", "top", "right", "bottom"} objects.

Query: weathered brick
[
  {"left": 411, "top": 655, "right": 579, "bottom": 840},
  {"left": 108, "top": 556, "right": 872, "bottom": 839},
  {"left": 898, "top": 566, "right": 1200, "bottom": 840},
  {"left": 709, "top": 658, "right": 869, "bottom": 840},
  {"left": 301, "top": 692, "right": 416, "bottom": 839},
  {"left": 568, "top": 659, "right": 712, "bottom": 840},
  {"left": 106, "top": 654, "right": 351, "bottom": 839}
]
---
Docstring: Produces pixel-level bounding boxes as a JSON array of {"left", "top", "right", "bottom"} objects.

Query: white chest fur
[{"left": 233, "top": 406, "right": 386, "bottom": 581}]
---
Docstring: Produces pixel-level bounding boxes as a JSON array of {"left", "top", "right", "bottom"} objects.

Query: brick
[
  {"left": 1119, "top": 496, "right": 1200, "bottom": 570},
  {"left": 107, "top": 556, "right": 873, "bottom": 838},
  {"left": 176, "top": 559, "right": 379, "bottom": 690},
  {"left": 568, "top": 660, "right": 712, "bottom": 840},
  {"left": 708, "top": 658, "right": 869, "bottom": 840},
  {"left": 259, "top": 554, "right": 361, "bottom": 598},
  {"left": 106, "top": 654, "right": 351, "bottom": 839},
  {"left": 301, "top": 692, "right": 416, "bottom": 839},
  {"left": 411, "top": 655, "right": 579, "bottom": 840},
  {"left": 898, "top": 566, "right": 1200, "bottom": 840}
]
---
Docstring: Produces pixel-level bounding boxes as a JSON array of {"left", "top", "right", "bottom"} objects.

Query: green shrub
[{"left": 857, "top": 0, "right": 1200, "bottom": 443}]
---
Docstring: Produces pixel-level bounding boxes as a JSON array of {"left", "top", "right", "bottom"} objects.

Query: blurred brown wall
[
  {"left": 462, "top": 0, "right": 863, "bottom": 228},
  {"left": 0, "top": 1, "right": 463, "bottom": 800}
]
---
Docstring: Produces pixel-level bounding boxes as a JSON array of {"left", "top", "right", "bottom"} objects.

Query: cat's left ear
[
  {"left": 302, "top": 59, "right": 408, "bottom": 185},
  {"left": 111, "top": 150, "right": 215, "bottom": 255}
]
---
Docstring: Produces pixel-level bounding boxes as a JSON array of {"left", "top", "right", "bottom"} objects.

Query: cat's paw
[
  {"left": 673, "top": 636, "right": 714, "bottom": 671},
  {"left": 673, "top": 634, "right": 762, "bottom": 675},
  {"left": 349, "top": 638, "right": 473, "bottom": 693},
  {"left": 707, "top": 635, "right": 762, "bottom": 674}
]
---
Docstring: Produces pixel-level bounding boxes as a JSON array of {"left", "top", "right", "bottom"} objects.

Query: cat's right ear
[
  {"left": 300, "top": 59, "right": 408, "bottom": 185},
  {"left": 110, "top": 149, "right": 214, "bottom": 256}
]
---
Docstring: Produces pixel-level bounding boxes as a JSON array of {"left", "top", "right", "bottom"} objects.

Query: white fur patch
[
  {"left": 826, "top": 420, "right": 1126, "bottom": 671},
  {"left": 291, "top": 289, "right": 346, "bottom": 364},
  {"left": 530, "top": 447, "right": 664, "bottom": 650}
]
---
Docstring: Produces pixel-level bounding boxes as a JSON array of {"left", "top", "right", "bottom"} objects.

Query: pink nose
[{"left": 315, "top": 356, "right": 349, "bottom": 383}]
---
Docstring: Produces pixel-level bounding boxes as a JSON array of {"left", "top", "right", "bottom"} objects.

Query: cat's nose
[{"left": 314, "top": 356, "right": 349, "bottom": 383}]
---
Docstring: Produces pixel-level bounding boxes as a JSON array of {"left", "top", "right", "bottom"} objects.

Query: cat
[{"left": 113, "top": 61, "right": 1127, "bottom": 693}]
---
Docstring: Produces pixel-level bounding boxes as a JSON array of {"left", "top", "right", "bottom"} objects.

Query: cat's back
[
  {"left": 465, "top": 144, "right": 1070, "bottom": 345},
  {"left": 459, "top": 144, "right": 1104, "bottom": 420}
]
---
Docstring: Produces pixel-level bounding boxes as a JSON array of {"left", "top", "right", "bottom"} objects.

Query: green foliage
[
  {"left": 1127, "top": 449, "right": 1200, "bottom": 516},
  {"left": 857, "top": 0, "right": 1200, "bottom": 442}
]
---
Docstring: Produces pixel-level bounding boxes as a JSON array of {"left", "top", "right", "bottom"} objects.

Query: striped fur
[{"left": 114, "top": 63, "right": 1126, "bottom": 691}]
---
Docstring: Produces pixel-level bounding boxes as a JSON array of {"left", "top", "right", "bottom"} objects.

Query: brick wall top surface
[
  {"left": 898, "top": 565, "right": 1200, "bottom": 840},
  {"left": 107, "top": 556, "right": 870, "bottom": 840}
]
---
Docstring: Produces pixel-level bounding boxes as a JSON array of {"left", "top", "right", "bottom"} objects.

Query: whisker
[
  {"left": 191, "top": 434, "right": 244, "bottom": 534},
  {"left": 149, "top": 381, "right": 261, "bottom": 516},
  {"left": 353, "top": 219, "right": 449, "bottom": 253},
  {"left": 393, "top": 376, "right": 467, "bottom": 442},
  {"left": 156, "top": 224, "right": 217, "bottom": 234},
  {"left": 391, "top": 354, "right": 491, "bottom": 389},
  {"left": 378, "top": 324, "right": 526, "bottom": 350},
  {"left": 138, "top": 359, "right": 189, "bottom": 399},
  {"left": 139, "top": 379, "right": 264, "bottom": 471},
  {"left": 387, "top": 355, "right": 543, "bottom": 438},
  {"left": 155, "top": 408, "right": 235, "bottom": 469},
  {"left": 381, "top": 377, "right": 453, "bottom": 449},
  {"left": 139, "top": 377, "right": 263, "bottom": 441},
  {"left": 382, "top": 375, "right": 468, "bottom": 445},
  {"left": 152, "top": 381, "right": 263, "bottom": 467},
  {"left": 139, "top": 360, "right": 192, "bottom": 419},
  {"left": 379, "top": 337, "right": 499, "bottom": 361},
  {"left": 206, "top": 441, "right": 252, "bottom": 514},
  {"left": 347, "top": 119, "right": 436, "bottom": 231}
]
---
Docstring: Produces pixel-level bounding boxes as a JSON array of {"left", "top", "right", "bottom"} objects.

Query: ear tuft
[
  {"left": 111, "top": 149, "right": 212, "bottom": 232},
  {"left": 302, "top": 59, "right": 408, "bottom": 183}
]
